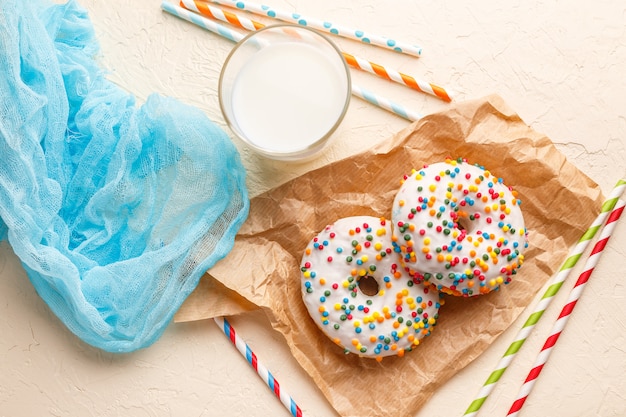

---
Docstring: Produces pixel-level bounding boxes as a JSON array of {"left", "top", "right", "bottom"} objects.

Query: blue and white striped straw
[
  {"left": 210, "top": 0, "right": 424, "bottom": 57},
  {"left": 161, "top": 2, "right": 422, "bottom": 123},
  {"left": 351, "top": 83, "right": 422, "bottom": 122},
  {"left": 162, "top": 1, "right": 245, "bottom": 42}
]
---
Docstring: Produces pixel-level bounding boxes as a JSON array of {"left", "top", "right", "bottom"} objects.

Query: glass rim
[{"left": 218, "top": 23, "right": 352, "bottom": 160}]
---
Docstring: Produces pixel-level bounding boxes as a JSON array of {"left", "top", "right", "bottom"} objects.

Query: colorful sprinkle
[
  {"left": 301, "top": 216, "right": 442, "bottom": 359},
  {"left": 391, "top": 159, "right": 528, "bottom": 297}
]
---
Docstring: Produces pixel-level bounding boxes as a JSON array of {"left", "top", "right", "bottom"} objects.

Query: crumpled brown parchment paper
[{"left": 175, "top": 94, "right": 602, "bottom": 417}]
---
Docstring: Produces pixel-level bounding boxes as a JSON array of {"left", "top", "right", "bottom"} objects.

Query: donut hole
[
  {"left": 456, "top": 217, "right": 470, "bottom": 231},
  {"left": 454, "top": 212, "right": 475, "bottom": 233},
  {"left": 357, "top": 275, "right": 380, "bottom": 296}
]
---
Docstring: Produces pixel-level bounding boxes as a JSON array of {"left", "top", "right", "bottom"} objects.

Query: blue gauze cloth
[{"left": 0, "top": 0, "right": 249, "bottom": 352}]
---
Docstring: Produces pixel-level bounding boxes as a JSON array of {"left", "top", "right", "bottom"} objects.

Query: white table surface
[{"left": 2, "top": 1, "right": 626, "bottom": 416}]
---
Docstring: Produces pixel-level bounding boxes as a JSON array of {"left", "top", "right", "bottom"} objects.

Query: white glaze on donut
[
  {"left": 300, "top": 216, "right": 441, "bottom": 359},
  {"left": 391, "top": 158, "right": 528, "bottom": 297}
]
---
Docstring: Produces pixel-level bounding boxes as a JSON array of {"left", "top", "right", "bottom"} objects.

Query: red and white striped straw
[
  {"left": 463, "top": 179, "right": 626, "bottom": 417},
  {"left": 213, "top": 317, "right": 305, "bottom": 417},
  {"left": 506, "top": 199, "right": 625, "bottom": 417}
]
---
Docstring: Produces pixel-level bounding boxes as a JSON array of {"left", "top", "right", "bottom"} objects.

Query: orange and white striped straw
[
  {"left": 180, "top": 0, "right": 453, "bottom": 102},
  {"left": 162, "top": 2, "right": 422, "bottom": 122},
  {"left": 182, "top": 0, "right": 264, "bottom": 31},
  {"left": 341, "top": 52, "right": 452, "bottom": 102}
]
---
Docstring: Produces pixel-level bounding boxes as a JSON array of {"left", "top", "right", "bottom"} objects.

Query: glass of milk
[{"left": 219, "top": 24, "right": 351, "bottom": 161}]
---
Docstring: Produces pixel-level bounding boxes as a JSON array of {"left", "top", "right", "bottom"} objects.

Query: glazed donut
[
  {"left": 300, "top": 216, "right": 442, "bottom": 360},
  {"left": 391, "top": 158, "right": 528, "bottom": 297}
]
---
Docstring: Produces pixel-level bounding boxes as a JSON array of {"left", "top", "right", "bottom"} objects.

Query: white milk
[{"left": 231, "top": 42, "right": 348, "bottom": 154}]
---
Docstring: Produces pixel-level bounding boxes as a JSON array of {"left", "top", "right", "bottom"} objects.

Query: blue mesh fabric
[{"left": 0, "top": 0, "right": 249, "bottom": 352}]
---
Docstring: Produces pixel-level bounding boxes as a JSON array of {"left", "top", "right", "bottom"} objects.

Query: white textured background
[{"left": 1, "top": 1, "right": 626, "bottom": 416}]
